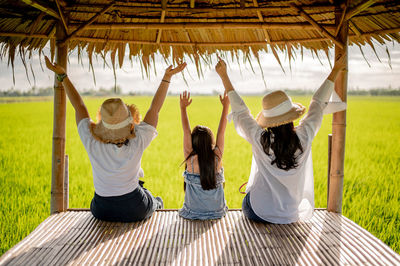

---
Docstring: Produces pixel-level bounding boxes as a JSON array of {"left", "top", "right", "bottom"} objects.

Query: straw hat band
[
  {"left": 102, "top": 111, "right": 133, "bottom": 130},
  {"left": 256, "top": 90, "right": 306, "bottom": 128},
  {"left": 262, "top": 99, "right": 294, "bottom": 118}
]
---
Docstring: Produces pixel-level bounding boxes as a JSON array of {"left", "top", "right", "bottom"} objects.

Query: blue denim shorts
[
  {"left": 179, "top": 170, "right": 227, "bottom": 220},
  {"left": 90, "top": 185, "right": 163, "bottom": 222},
  {"left": 242, "top": 192, "right": 270, "bottom": 223}
]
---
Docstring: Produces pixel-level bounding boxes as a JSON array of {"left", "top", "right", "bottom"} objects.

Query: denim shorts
[
  {"left": 179, "top": 170, "right": 227, "bottom": 220},
  {"left": 90, "top": 185, "right": 163, "bottom": 222},
  {"left": 242, "top": 192, "right": 270, "bottom": 223}
]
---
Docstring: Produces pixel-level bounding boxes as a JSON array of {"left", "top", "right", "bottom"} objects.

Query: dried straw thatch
[{"left": 0, "top": 0, "right": 399, "bottom": 75}]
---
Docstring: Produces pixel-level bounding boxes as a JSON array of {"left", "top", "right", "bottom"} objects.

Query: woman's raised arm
[
  {"left": 143, "top": 63, "right": 187, "bottom": 128},
  {"left": 215, "top": 58, "right": 235, "bottom": 94},
  {"left": 297, "top": 54, "right": 347, "bottom": 140},
  {"left": 45, "top": 56, "right": 89, "bottom": 126}
]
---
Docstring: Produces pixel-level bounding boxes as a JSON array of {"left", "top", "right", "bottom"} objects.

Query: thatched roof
[{"left": 0, "top": 0, "right": 399, "bottom": 74}]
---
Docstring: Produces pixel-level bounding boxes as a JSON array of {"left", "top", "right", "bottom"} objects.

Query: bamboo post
[
  {"left": 64, "top": 155, "right": 69, "bottom": 210},
  {"left": 51, "top": 22, "right": 68, "bottom": 214},
  {"left": 327, "top": 134, "right": 332, "bottom": 206},
  {"left": 327, "top": 4, "right": 348, "bottom": 213}
]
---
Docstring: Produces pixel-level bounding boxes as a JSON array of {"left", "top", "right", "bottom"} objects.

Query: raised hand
[
  {"left": 327, "top": 54, "right": 347, "bottom": 82},
  {"left": 45, "top": 56, "right": 66, "bottom": 75},
  {"left": 219, "top": 91, "right": 230, "bottom": 108},
  {"left": 333, "top": 53, "right": 347, "bottom": 72},
  {"left": 165, "top": 62, "right": 187, "bottom": 78},
  {"left": 215, "top": 56, "right": 227, "bottom": 77},
  {"left": 180, "top": 91, "right": 192, "bottom": 109}
]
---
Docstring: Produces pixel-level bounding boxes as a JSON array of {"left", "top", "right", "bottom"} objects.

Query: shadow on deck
[{"left": 1, "top": 209, "right": 399, "bottom": 265}]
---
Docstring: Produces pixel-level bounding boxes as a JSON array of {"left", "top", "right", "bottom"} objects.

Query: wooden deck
[{"left": 1, "top": 209, "right": 399, "bottom": 265}]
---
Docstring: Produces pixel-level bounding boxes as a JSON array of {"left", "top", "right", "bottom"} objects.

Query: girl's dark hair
[
  {"left": 184, "top": 125, "right": 218, "bottom": 190},
  {"left": 260, "top": 122, "right": 303, "bottom": 171}
]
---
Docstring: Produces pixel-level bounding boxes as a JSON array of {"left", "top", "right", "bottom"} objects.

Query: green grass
[{"left": 0, "top": 95, "right": 399, "bottom": 255}]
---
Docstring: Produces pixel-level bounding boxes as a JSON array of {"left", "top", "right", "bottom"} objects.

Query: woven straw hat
[
  {"left": 90, "top": 98, "right": 140, "bottom": 144},
  {"left": 255, "top": 90, "right": 306, "bottom": 128}
]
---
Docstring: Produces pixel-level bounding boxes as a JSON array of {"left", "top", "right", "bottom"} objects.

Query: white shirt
[
  {"left": 78, "top": 118, "right": 157, "bottom": 197},
  {"left": 228, "top": 79, "right": 334, "bottom": 224}
]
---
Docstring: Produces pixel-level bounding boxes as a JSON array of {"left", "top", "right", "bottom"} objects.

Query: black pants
[{"left": 90, "top": 185, "right": 163, "bottom": 222}]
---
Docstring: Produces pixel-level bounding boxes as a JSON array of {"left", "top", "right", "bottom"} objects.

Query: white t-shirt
[
  {"left": 228, "top": 79, "right": 334, "bottom": 224},
  {"left": 78, "top": 118, "right": 157, "bottom": 197}
]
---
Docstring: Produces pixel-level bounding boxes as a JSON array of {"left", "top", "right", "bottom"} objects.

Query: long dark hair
[
  {"left": 260, "top": 122, "right": 303, "bottom": 171},
  {"left": 184, "top": 125, "right": 218, "bottom": 190}
]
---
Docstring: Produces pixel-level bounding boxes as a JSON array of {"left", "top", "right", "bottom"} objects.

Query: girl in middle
[{"left": 178, "top": 91, "right": 229, "bottom": 220}]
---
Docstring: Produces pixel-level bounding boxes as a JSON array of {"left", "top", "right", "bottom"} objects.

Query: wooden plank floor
[{"left": 1, "top": 209, "right": 399, "bottom": 265}]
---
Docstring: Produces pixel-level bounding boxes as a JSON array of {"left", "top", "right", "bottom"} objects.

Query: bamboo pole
[
  {"left": 50, "top": 22, "right": 68, "bottom": 214},
  {"left": 327, "top": 134, "right": 332, "bottom": 207},
  {"left": 0, "top": 32, "right": 50, "bottom": 38},
  {"left": 29, "top": 12, "right": 45, "bottom": 35},
  {"left": 64, "top": 155, "right": 69, "bottom": 210},
  {"left": 65, "top": 4, "right": 335, "bottom": 13},
  {"left": 253, "top": 0, "right": 271, "bottom": 42},
  {"left": 345, "top": 0, "right": 376, "bottom": 21},
  {"left": 290, "top": 4, "right": 344, "bottom": 49},
  {"left": 327, "top": 5, "right": 348, "bottom": 213},
  {"left": 349, "top": 20, "right": 362, "bottom": 36},
  {"left": 21, "top": 0, "right": 60, "bottom": 19},
  {"left": 60, "top": 2, "right": 115, "bottom": 46},
  {"left": 156, "top": 0, "right": 167, "bottom": 44},
  {"left": 334, "top": 1, "right": 348, "bottom": 36},
  {"left": 1, "top": 26, "right": 398, "bottom": 43},
  {"left": 70, "top": 22, "right": 337, "bottom": 31},
  {"left": 55, "top": 0, "right": 69, "bottom": 34},
  {"left": 70, "top": 36, "right": 322, "bottom": 45}
]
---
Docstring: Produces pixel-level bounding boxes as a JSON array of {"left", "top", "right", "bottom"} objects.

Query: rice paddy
[{"left": 0, "top": 95, "right": 399, "bottom": 256}]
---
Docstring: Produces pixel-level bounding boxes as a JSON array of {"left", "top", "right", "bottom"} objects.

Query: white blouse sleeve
[
  {"left": 77, "top": 118, "right": 94, "bottom": 148},
  {"left": 134, "top": 121, "right": 158, "bottom": 150},
  {"left": 228, "top": 91, "right": 263, "bottom": 145},
  {"left": 296, "top": 79, "right": 334, "bottom": 144}
]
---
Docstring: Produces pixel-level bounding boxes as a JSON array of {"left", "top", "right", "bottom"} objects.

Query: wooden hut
[{"left": 1, "top": 0, "right": 400, "bottom": 264}]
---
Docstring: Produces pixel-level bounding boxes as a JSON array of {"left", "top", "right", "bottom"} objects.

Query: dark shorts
[
  {"left": 242, "top": 192, "right": 270, "bottom": 223},
  {"left": 90, "top": 185, "right": 163, "bottom": 223}
]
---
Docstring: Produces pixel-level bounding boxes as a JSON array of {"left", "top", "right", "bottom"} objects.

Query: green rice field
[{"left": 0, "top": 95, "right": 399, "bottom": 256}]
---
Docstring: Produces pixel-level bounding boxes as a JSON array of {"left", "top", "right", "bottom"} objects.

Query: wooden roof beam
[
  {"left": 156, "top": 0, "right": 167, "bottom": 44},
  {"left": 55, "top": 0, "right": 68, "bottom": 34},
  {"left": 349, "top": 20, "right": 362, "bottom": 37},
  {"left": 29, "top": 12, "right": 45, "bottom": 35},
  {"left": 252, "top": 0, "right": 271, "bottom": 43},
  {"left": 21, "top": 0, "right": 60, "bottom": 19},
  {"left": 60, "top": 2, "right": 115, "bottom": 46},
  {"left": 65, "top": 4, "right": 334, "bottom": 13},
  {"left": 70, "top": 22, "right": 337, "bottom": 30},
  {"left": 69, "top": 28, "right": 400, "bottom": 45},
  {"left": 0, "top": 32, "right": 49, "bottom": 38},
  {"left": 240, "top": 0, "right": 245, "bottom": 9},
  {"left": 334, "top": 0, "right": 349, "bottom": 36},
  {"left": 1, "top": 27, "right": 399, "bottom": 44},
  {"left": 345, "top": 0, "right": 376, "bottom": 21},
  {"left": 290, "top": 4, "right": 344, "bottom": 49}
]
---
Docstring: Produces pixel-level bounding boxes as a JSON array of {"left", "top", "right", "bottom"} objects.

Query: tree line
[{"left": 1, "top": 86, "right": 400, "bottom": 97}]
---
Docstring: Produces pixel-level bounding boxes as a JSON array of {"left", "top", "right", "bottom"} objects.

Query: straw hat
[
  {"left": 255, "top": 90, "right": 306, "bottom": 128},
  {"left": 89, "top": 98, "right": 140, "bottom": 144}
]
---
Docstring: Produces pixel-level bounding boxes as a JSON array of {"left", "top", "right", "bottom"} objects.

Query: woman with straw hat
[
  {"left": 215, "top": 56, "right": 346, "bottom": 224},
  {"left": 45, "top": 56, "right": 186, "bottom": 222}
]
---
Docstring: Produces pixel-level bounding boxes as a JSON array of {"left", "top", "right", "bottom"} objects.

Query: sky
[{"left": 0, "top": 41, "right": 399, "bottom": 95}]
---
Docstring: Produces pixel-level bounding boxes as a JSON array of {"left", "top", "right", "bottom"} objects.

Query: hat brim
[
  {"left": 256, "top": 103, "right": 306, "bottom": 128},
  {"left": 90, "top": 122, "right": 136, "bottom": 144}
]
